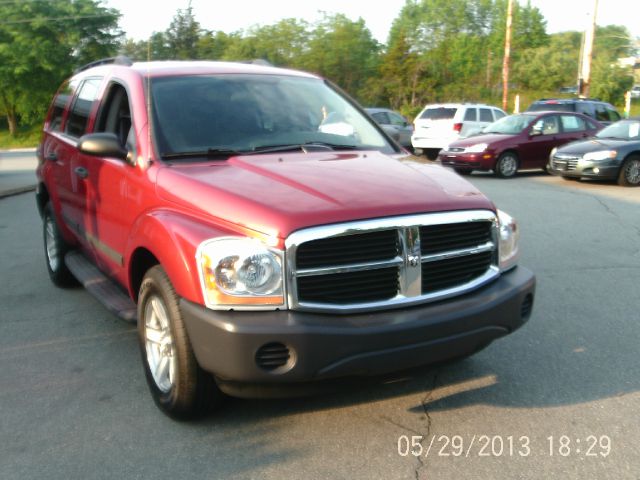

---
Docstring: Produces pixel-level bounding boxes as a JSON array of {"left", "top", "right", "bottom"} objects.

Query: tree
[
  {"left": 0, "top": 0, "right": 121, "bottom": 135},
  {"left": 165, "top": 3, "right": 201, "bottom": 59}
]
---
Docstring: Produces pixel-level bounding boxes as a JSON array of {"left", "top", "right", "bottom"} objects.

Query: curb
[
  {"left": 0, "top": 185, "right": 36, "bottom": 199},
  {"left": 1, "top": 148, "right": 37, "bottom": 153}
]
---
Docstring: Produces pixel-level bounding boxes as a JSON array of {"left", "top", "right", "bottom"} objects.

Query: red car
[
  {"left": 36, "top": 58, "right": 535, "bottom": 418},
  {"left": 439, "top": 112, "right": 602, "bottom": 177}
]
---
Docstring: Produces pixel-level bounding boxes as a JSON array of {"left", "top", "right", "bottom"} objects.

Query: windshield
[
  {"left": 595, "top": 120, "right": 640, "bottom": 140},
  {"left": 150, "top": 74, "right": 394, "bottom": 158},
  {"left": 483, "top": 114, "right": 536, "bottom": 135}
]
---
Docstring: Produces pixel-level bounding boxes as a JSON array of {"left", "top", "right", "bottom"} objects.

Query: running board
[{"left": 65, "top": 251, "right": 137, "bottom": 323}]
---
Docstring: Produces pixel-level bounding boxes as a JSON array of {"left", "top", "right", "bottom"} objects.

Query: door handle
[
  {"left": 46, "top": 152, "right": 58, "bottom": 161},
  {"left": 74, "top": 166, "right": 88, "bottom": 179}
]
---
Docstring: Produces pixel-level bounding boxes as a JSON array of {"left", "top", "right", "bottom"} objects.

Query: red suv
[{"left": 36, "top": 58, "right": 535, "bottom": 418}]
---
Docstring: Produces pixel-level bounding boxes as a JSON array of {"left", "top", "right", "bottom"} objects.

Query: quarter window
[
  {"left": 65, "top": 77, "right": 102, "bottom": 138},
  {"left": 47, "top": 80, "right": 79, "bottom": 132},
  {"left": 463, "top": 108, "right": 477, "bottom": 121}
]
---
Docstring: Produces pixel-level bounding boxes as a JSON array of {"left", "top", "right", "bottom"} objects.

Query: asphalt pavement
[{"left": 1, "top": 170, "right": 639, "bottom": 479}]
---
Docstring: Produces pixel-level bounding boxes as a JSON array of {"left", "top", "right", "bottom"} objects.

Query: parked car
[
  {"left": 439, "top": 111, "right": 602, "bottom": 177},
  {"left": 548, "top": 117, "right": 640, "bottom": 186},
  {"left": 36, "top": 58, "right": 535, "bottom": 418},
  {"left": 365, "top": 107, "right": 413, "bottom": 149},
  {"left": 631, "top": 85, "right": 640, "bottom": 99},
  {"left": 411, "top": 103, "right": 506, "bottom": 158},
  {"left": 526, "top": 98, "right": 621, "bottom": 125}
]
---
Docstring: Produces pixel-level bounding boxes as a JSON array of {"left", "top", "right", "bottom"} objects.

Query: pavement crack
[{"left": 415, "top": 371, "right": 439, "bottom": 480}]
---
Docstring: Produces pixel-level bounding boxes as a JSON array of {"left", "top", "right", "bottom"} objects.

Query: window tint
[
  {"left": 528, "top": 102, "right": 574, "bottom": 113},
  {"left": 95, "top": 83, "right": 133, "bottom": 149},
  {"left": 479, "top": 108, "right": 493, "bottom": 122},
  {"left": 493, "top": 109, "right": 506, "bottom": 120},
  {"left": 463, "top": 108, "right": 477, "bottom": 121},
  {"left": 594, "top": 104, "right": 609, "bottom": 122},
  {"left": 560, "top": 115, "right": 587, "bottom": 132},
  {"left": 533, "top": 116, "right": 559, "bottom": 135},
  {"left": 371, "top": 112, "right": 390, "bottom": 124},
  {"left": 420, "top": 107, "right": 456, "bottom": 120},
  {"left": 576, "top": 103, "right": 594, "bottom": 117},
  {"left": 65, "top": 78, "right": 102, "bottom": 138},
  {"left": 388, "top": 111, "right": 406, "bottom": 127},
  {"left": 47, "top": 80, "right": 78, "bottom": 132},
  {"left": 606, "top": 107, "right": 621, "bottom": 122}
]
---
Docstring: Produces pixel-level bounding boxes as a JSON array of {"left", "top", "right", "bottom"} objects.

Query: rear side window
[
  {"left": 420, "top": 107, "right": 456, "bottom": 120},
  {"left": 576, "top": 103, "right": 594, "bottom": 117},
  {"left": 560, "top": 115, "right": 587, "bottom": 132},
  {"left": 47, "top": 80, "right": 79, "bottom": 132},
  {"left": 65, "top": 78, "right": 102, "bottom": 138},
  {"left": 463, "top": 108, "right": 477, "bottom": 121},
  {"left": 479, "top": 108, "right": 493, "bottom": 122}
]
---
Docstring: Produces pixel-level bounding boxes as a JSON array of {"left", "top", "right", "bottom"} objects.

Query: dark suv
[{"left": 526, "top": 98, "right": 621, "bottom": 125}]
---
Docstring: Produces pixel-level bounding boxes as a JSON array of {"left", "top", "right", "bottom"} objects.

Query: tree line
[{"left": 0, "top": 0, "right": 636, "bottom": 135}]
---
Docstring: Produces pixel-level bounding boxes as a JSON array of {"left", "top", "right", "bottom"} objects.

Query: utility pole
[
  {"left": 502, "top": 0, "right": 514, "bottom": 112},
  {"left": 579, "top": 0, "right": 599, "bottom": 98}
]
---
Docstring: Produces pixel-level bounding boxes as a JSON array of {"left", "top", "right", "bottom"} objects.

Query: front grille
[
  {"left": 288, "top": 211, "right": 499, "bottom": 312},
  {"left": 421, "top": 221, "right": 492, "bottom": 254},
  {"left": 297, "top": 267, "right": 399, "bottom": 304},
  {"left": 423, "top": 251, "right": 494, "bottom": 293},
  {"left": 552, "top": 156, "right": 579, "bottom": 171},
  {"left": 296, "top": 229, "right": 398, "bottom": 268}
]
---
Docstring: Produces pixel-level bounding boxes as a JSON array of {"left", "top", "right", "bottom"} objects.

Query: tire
[
  {"left": 43, "top": 202, "right": 77, "bottom": 287},
  {"left": 453, "top": 168, "right": 472, "bottom": 176},
  {"left": 138, "top": 265, "right": 222, "bottom": 419},
  {"left": 495, "top": 152, "right": 518, "bottom": 178},
  {"left": 617, "top": 155, "right": 640, "bottom": 187}
]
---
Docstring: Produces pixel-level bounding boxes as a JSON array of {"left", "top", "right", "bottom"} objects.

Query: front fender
[{"left": 125, "top": 210, "right": 238, "bottom": 304}]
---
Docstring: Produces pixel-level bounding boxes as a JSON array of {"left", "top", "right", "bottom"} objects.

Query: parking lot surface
[{"left": 1, "top": 171, "right": 639, "bottom": 479}]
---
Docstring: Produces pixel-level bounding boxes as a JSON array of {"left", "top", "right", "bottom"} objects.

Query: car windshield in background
[
  {"left": 150, "top": 74, "right": 393, "bottom": 158},
  {"left": 419, "top": 107, "right": 456, "bottom": 120},
  {"left": 527, "top": 103, "right": 573, "bottom": 113},
  {"left": 595, "top": 120, "right": 640, "bottom": 141},
  {"left": 484, "top": 114, "right": 536, "bottom": 135}
]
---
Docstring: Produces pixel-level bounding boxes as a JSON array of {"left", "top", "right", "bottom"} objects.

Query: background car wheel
[
  {"left": 453, "top": 168, "right": 472, "bottom": 176},
  {"left": 617, "top": 155, "right": 640, "bottom": 187},
  {"left": 495, "top": 152, "right": 518, "bottom": 178},
  {"left": 43, "top": 202, "right": 77, "bottom": 287},
  {"left": 138, "top": 265, "right": 222, "bottom": 419}
]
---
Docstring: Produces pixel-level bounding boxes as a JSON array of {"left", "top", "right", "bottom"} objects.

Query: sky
[{"left": 105, "top": 0, "right": 640, "bottom": 44}]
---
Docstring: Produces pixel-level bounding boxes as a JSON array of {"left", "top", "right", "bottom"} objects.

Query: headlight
[
  {"left": 196, "top": 237, "right": 285, "bottom": 309},
  {"left": 583, "top": 150, "right": 616, "bottom": 161},
  {"left": 497, "top": 209, "right": 519, "bottom": 272},
  {"left": 466, "top": 143, "right": 488, "bottom": 153}
]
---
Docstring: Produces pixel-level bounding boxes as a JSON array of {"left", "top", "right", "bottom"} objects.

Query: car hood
[
  {"left": 156, "top": 151, "right": 494, "bottom": 239},
  {"left": 556, "top": 137, "right": 632, "bottom": 155},
  {"left": 448, "top": 133, "right": 516, "bottom": 148}
]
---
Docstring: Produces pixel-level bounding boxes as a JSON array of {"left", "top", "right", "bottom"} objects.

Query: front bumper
[
  {"left": 439, "top": 151, "right": 495, "bottom": 170},
  {"left": 548, "top": 156, "right": 620, "bottom": 179},
  {"left": 180, "top": 266, "right": 535, "bottom": 396}
]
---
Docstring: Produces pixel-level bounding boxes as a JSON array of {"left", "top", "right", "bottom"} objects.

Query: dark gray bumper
[{"left": 180, "top": 266, "right": 535, "bottom": 395}]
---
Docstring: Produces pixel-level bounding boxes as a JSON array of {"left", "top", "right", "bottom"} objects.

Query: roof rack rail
[{"left": 74, "top": 56, "right": 133, "bottom": 74}]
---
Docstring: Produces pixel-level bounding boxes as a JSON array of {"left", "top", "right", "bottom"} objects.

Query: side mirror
[{"left": 78, "top": 132, "right": 130, "bottom": 162}]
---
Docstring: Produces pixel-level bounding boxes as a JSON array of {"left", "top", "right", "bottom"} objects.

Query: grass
[{"left": 0, "top": 124, "right": 41, "bottom": 150}]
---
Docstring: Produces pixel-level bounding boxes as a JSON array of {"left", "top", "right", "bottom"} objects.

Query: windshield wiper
[
  {"left": 161, "top": 148, "right": 245, "bottom": 161},
  {"left": 249, "top": 142, "right": 359, "bottom": 154}
]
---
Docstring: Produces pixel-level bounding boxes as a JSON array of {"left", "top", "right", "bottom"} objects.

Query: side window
[
  {"left": 95, "top": 83, "right": 134, "bottom": 149},
  {"left": 607, "top": 108, "right": 621, "bottom": 122},
  {"left": 479, "top": 108, "right": 493, "bottom": 122},
  {"left": 47, "top": 80, "right": 79, "bottom": 132},
  {"left": 388, "top": 112, "right": 406, "bottom": 127},
  {"left": 493, "top": 109, "right": 506, "bottom": 120},
  {"left": 537, "top": 116, "right": 559, "bottom": 135},
  {"left": 594, "top": 104, "right": 609, "bottom": 122},
  {"left": 576, "top": 103, "right": 594, "bottom": 118},
  {"left": 463, "top": 108, "right": 477, "bottom": 121},
  {"left": 371, "top": 112, "right": 389, "bottom": 125},
  {"left": 65, "top": 78, "right": 102, "bottom": 138},
  {"left": 560, "top": 115, "right": 586, "bottom": 132}
]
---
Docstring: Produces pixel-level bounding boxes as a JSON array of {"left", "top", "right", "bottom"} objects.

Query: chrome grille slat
[{"left": 285, "top": 211, "right": 500, "bottom": 313}]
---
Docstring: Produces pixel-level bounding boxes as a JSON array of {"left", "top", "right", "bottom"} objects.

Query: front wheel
[
  {"left": 43, "top": 203, "right": 76, "bottom": 287},
  {"left": 495, "top": 152, "right": 518, "bottom": 178},
  {"left": 617, "top": 155, "right": 640, "bottom": 186},
  {"left": 138, "top": 265, "right": 222, "bottom": 419}
]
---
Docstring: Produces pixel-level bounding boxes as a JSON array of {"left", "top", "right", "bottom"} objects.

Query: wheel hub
[{"left": 144, "top": 296, "right": 176, "bottom": 393}]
